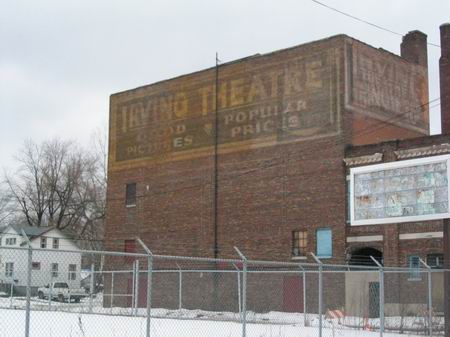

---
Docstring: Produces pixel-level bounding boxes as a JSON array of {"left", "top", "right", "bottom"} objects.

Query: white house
[{"left": 0, "top": 225, "right": 82, "bottom": 292}]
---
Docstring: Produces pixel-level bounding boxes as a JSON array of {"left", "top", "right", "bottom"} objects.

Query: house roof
[
  {"left": 1, "top": 224, "right": 80, "bottom": 249},
  {"left": 10, "top": 225, "right": 54, "bottom": 238}
]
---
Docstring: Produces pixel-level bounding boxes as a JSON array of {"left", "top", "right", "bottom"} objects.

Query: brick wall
[
  {"left": 345, "top": 134, "right": 450, "bottom": 266},
  {"left": 105, "top": 32, "right": 430, "bottom": 266}
]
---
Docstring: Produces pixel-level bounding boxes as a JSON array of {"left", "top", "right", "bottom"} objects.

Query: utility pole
[{"left": 213, "top": 52, "right": 220, "bottom": 259}]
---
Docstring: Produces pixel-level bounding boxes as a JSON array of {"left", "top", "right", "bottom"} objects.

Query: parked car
[{"left": 37, "top": 282, "right": 86, "bottom": 303}]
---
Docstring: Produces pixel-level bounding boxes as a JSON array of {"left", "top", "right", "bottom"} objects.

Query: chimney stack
[
  {"left": 440, "top": 23, "right": 450, "bottom": 135},
  {"left": 401, "top": 30, "right": 428, "bottom": 67}
]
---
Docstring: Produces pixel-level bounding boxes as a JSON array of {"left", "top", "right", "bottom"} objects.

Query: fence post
[
  {"left": 111, "top": 271, "right": 115, "bottom": 313},
  {"left": 134, "top": 260, "right": 140, "bottom": 316},
  {"left": 131, "top": 261, "right": 136, "bottom": 316},
  {"left": 233, "top": 263, "right": 242, "bottom": 321},
  {"left": 176, "top": 264, "right": 182, "bottom": 310},
  {"left": 21, "top": 230, "right": 33, "bottom": 337},
  {"left": 234, "top": 247, "right": 247, "bottom": 337},
  {"left": 310, "top": 253, "right": 323, "bottom": 337},
  {"left": 371, "top": 256, "right": 384, "bottom": 337},
  {"left": 48, "top": 277, "right": 53, "bottom": 310},
  {"left": 137, "top": 238, "right": 153, "bottom": 337},
  {"left": 299, "top": 265, "right": 307, "bottom": 327},
  {"left": 89, "top": 263, "right": 95, "bottom": 313},
  {"left": 9, "top": 281, "right": 13, "bottom": 308},
  {"left": 420, "top": 258, "right": 433, "bottom": 336}
]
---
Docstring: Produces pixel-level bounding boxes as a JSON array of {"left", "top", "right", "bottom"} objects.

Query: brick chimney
[
  {"left": 401, "top": 30, "right": 428, "bottom": 67},
  {"left": 440, "top": 23, "right": 450, "bottom": 135}
]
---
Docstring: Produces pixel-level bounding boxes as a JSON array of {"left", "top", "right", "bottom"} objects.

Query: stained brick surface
[{"left": 105, "top": 33, "right": 433, "bottom": 268}]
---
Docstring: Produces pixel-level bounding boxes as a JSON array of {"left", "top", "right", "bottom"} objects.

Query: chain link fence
[{"left": 0, "top": 242, "right": 447, "bottom": 337}]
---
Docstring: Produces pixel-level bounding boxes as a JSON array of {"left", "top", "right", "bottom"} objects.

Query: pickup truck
[{"left": 37, "top": 282, "right": 86, "bottom": 303}]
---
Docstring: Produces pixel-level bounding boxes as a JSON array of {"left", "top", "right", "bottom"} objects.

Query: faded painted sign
[
  {"left": 351, "top": 155, "right": 450, "bottom": 226},
  {"left": 346, "top": 41, "right": 429, "bottom": 133},
  {"left": 109, "top": 46, "right": 341, "bottom": 169}
]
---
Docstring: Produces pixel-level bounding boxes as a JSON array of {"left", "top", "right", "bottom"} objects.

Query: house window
[
  {"left": 125, "top": 183, "right": 137, "bottom": 207},
  {"left": 427, "top": 254, "right": 444, "bottom": 269},
  {"left": 68, "top": 264, "right": 77, "bottom": 280},
  {"left": 32, "top": 262, "right": 41, "bottom": 270},
  {"left": 51, "top": 263, "right": 59, "bottom": 277},
  {"left": 6, "top": 238, "right": 17, "bottom": 245},
  {"left": 408, "top": 255, "right": 421, "bottom": 280},
  {"left": 5, "top": 262, "right": 14, "bottom": 277},
  {"left": 40, "top": 237, "right": 47, "bottom": 249},
  {"left": 292, "top": 230, "right": 307, "bottom": 257},
  {"left": 53, "top": 238, "right": 59, "bottom": 249},
  {"left": 316, "top": 228, "right": 332, "bottom": 258}
]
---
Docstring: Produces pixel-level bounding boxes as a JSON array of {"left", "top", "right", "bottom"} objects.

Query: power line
[{"left": 310, "top": 0, "right": 441, "bottom": 48}]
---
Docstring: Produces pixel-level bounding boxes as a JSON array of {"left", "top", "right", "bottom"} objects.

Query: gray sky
[{"left": 0, "top": 0, "right": 449, "bottom": 170}]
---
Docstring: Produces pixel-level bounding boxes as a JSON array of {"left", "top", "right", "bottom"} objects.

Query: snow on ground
[
  {"left": 0, "top": 294, "right": 444, "bottom": 337},
  {"left": 0, "top": 308, "right": 427, "bottom": 337}
]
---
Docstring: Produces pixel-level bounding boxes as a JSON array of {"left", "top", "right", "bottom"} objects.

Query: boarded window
[
  {"left": 125, "top": 183, "right": 137, "bottom": 206},
  {"left": 316, "top": 228, "right": 332, "bottom": 258},
  {"left": 408, "top": 255, "right": 421, "bottom": 280},
  {"left": 124, "top": 239, "right": 136, "bottom": 263}
]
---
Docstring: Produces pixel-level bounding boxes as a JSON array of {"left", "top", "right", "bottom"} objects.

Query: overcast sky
[{"left": 0, "top": 0, "right": 449, "bottom": 171}]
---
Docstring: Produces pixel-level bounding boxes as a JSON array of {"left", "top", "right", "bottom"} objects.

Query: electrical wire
[{"left": 310, "top": 0, "right": 441, "bottom": 48}]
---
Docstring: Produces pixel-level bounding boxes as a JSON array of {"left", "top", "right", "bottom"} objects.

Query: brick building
[{"left": 105, "top": 24, "right": 449, "bottom": 272}]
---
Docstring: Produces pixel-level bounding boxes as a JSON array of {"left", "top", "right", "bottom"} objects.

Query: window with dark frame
[
  {"left": 53, "top": 238, "right": 59, "bottom": 249},
  {"left": 51, "top": 263, "right": 59, "bottom": 278},
  {"left": 6, "top": 238, "right": 17, "bottom": 245},
  {"left": 68, "top": 264, "right": 77, "bottom": 280},
  {"left": 5, "top": 262, "right": 14, "bottom": 277},
  {"left": 40, "top": 237, "right": 47, "bottom": 249},
  {"left": 292, "top": 230, "right": 307, "bottom": 257},
  {"left": 427, "top": 254, "right": 444, "bottom": 269},
  {"left": 125, "top": 183, "right": 137, "bottom": 207},
  {"left": 32, "top": 262, "right": 41, "bottom": 270}
]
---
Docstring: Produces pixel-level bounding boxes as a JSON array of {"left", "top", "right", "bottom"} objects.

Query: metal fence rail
[{"left": 0, "top": 242, "right": 447, "bottom": 337}]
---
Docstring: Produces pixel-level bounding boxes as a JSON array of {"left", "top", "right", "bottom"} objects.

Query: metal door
[{"left": 283, "top": 276, "right": 303, "bottom": 312}]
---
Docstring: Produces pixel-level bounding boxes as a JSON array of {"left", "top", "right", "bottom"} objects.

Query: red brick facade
[
  {"left": 345, "top": 134, "right": 449, "bottom": 266},
  {"left": 105, "top": 31, "right": 433, "bottom": 267}
]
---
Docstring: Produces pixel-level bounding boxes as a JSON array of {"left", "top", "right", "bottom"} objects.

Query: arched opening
[{"left": 349, "top": 247, "right": 383, "bottom": 266}]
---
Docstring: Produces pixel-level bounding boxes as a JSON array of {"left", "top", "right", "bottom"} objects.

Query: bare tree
[
  {"left": 4, "top": 136, "right": 106, "bottom": 248},
  {"left": 5, "top": 140, "right": 48, "bottom": 227},
  {"left": 0, "top": 186, "right": 13, "bottom": 226}
]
